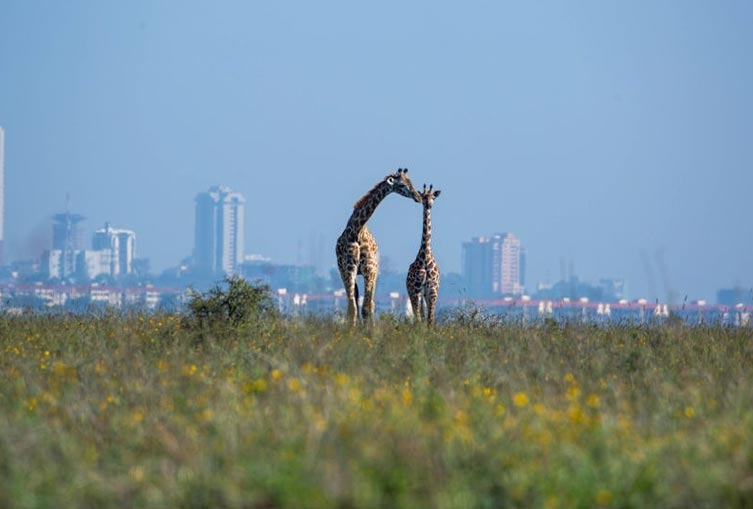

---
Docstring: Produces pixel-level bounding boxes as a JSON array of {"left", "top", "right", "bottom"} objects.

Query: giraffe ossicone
[{"left": 336, "top": 168, "right": 421, "bottom": 325}]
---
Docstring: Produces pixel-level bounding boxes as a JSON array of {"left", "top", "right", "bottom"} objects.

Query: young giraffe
[
  {"left": 336, "top": 168, "right": 421, "bottom": 325},
  {"left": 406, "top": 184, "right": 441, "bottom": 326}
]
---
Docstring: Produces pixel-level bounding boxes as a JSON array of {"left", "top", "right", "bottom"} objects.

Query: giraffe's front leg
[
  {"left": 425, "top": 266, "right": 440, "bottom": 327},
  {"left": 425, "top": 284, "right": 439, "bottom": 326},
  {"left": 361, "top": 262, "right": 378, "bottom": 323}
]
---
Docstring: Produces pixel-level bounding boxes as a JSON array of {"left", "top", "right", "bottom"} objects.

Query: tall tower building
[
  {"left": 51, "top": 211, "right": 86, "bottom": 278},
  {"left": 462, "top": 236, "right": 494, "bottom": 298},
  {"left": 194, "top": 186, "right": 245, "bottom": 275},
  {"left": 462, "top": 233, "right": 524, "bottom": 298},
  {"left": 496, "top": 232, "right": 523, "bottom": 295},
  {"left": 92, "top": 222, "right": 136, "bottom": 276},
  {"left": 0, "top": 127, "right": 4, "bottom": 266}
]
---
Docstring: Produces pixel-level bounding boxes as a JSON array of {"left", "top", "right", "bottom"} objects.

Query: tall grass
[{"left": 1, "top": 313, "right": 752, "bottom": 508}]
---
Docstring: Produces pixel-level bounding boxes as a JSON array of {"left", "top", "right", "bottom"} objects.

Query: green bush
[{"left": 185, "top": 275, "right": 277, "bottom": 331}]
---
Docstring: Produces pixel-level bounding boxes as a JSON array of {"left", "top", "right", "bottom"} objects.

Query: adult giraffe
[{"left": 336, "top": 168, "right": 421, "bottom": 325}]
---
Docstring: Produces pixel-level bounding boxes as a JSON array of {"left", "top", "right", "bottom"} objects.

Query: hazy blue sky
[{"left": 1, "top": 1, "right": 752, "bottom": 301}]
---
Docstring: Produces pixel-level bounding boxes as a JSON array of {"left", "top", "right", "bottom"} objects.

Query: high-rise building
[
  {"left": 462, "top": 236, "right": 494, "bottom": 298},
  {"left": 50, "top": 211, "right": 86, "bottom": 278},
  {"left": 496, "top": 233, "right": 523, "bottom": 295},
  {"left": 194, "top": 186, "right": 245, "bottom": 275},
  {"left": 92, "top": 222, "right": 136, "bottom": 277},
  {"left": 462, "top": 233, "right": 524, "bottom": 297},
  {"left": 0, "top": 127, "right": 4, "bottom": 265}
]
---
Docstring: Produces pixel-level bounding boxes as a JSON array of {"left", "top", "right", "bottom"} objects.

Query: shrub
[{"left": 185, "top": 275, "right": 277, "bottom": 331}]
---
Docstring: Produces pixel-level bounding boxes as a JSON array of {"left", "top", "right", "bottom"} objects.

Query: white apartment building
[{"left": 92, "top": 222, "right": 136, "bottom": 276}]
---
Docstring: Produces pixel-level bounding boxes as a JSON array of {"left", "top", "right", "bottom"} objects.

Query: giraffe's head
[
  {"left": 386, "top": 168, "right": 421, "bottom": 203},
  {"left": 419, "top": 184, "right": 441, "bottom": 209}
]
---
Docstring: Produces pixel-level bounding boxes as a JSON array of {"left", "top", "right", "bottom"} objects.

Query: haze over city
[{"left": 1, "top": 1, "right": 752, "bottom": 302}]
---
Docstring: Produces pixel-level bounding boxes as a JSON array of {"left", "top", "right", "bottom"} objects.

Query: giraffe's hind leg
[
  {"left": 408, "top": 291, "right": 423, "bottom": 322},
  {"left": 359, "top": 238, "right": 379, "bottom": 323},
  {"left": 406, "top": 266, "right": 424, "bottom": 322},
  {"left": 341, "top": 242, "right": 360, "bottom": 326}
]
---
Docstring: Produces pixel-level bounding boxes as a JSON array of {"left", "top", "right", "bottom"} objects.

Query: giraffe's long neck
[
  {"left": 420, "top": 206, "right": 433, "bottom": 256},
  {"left": 346, "top": 181, "right": 391, "bottom": 231}
]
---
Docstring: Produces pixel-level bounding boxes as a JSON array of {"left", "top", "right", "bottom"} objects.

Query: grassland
[{"left": 1, "top": 313, "right": 752, "bottom": 508}]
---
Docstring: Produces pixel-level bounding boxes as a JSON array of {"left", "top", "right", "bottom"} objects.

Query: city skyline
[
  {"left": 1, "top": 2, "right": 752, "bottom": 302},
  {"left": 0, "top": 166, "right": 750, "bottom": 304},
  {"left": 5, "top": 182, "right": 745, "bottom": 307}
]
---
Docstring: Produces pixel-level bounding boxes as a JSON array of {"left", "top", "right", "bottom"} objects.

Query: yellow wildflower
[
  {"left": 566, "top": 385, "right": 582, "bottom": 402},
  {"left": 402, "top": 387, "right": 413, "bottom": 406},
  {"left": 568, "top": 405, "right": 585, "bottom": 424},
  {"left": 513, "top": 392, "right": 529, "bottom": 407},
  {"left": 586, "top": 394, "right": 601, "bottom": 408},
  {"left": 287, "top": 377, "right": 302, "bottom": 393},
  {"left": 131, "top": 408, "right": 145, "bottom": 423}
]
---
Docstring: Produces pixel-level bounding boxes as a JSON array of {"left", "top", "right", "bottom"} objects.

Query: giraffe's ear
[
  {"left": 386, "top": 176, "right": 395, "bottom": 186},
  {"left": 433, "top": 190, "right": 442, "bottom": 198}
]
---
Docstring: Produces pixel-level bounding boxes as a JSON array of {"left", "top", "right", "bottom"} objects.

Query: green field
[{"left": 1, "top": 313, "right": 752, "bottom": 508}]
